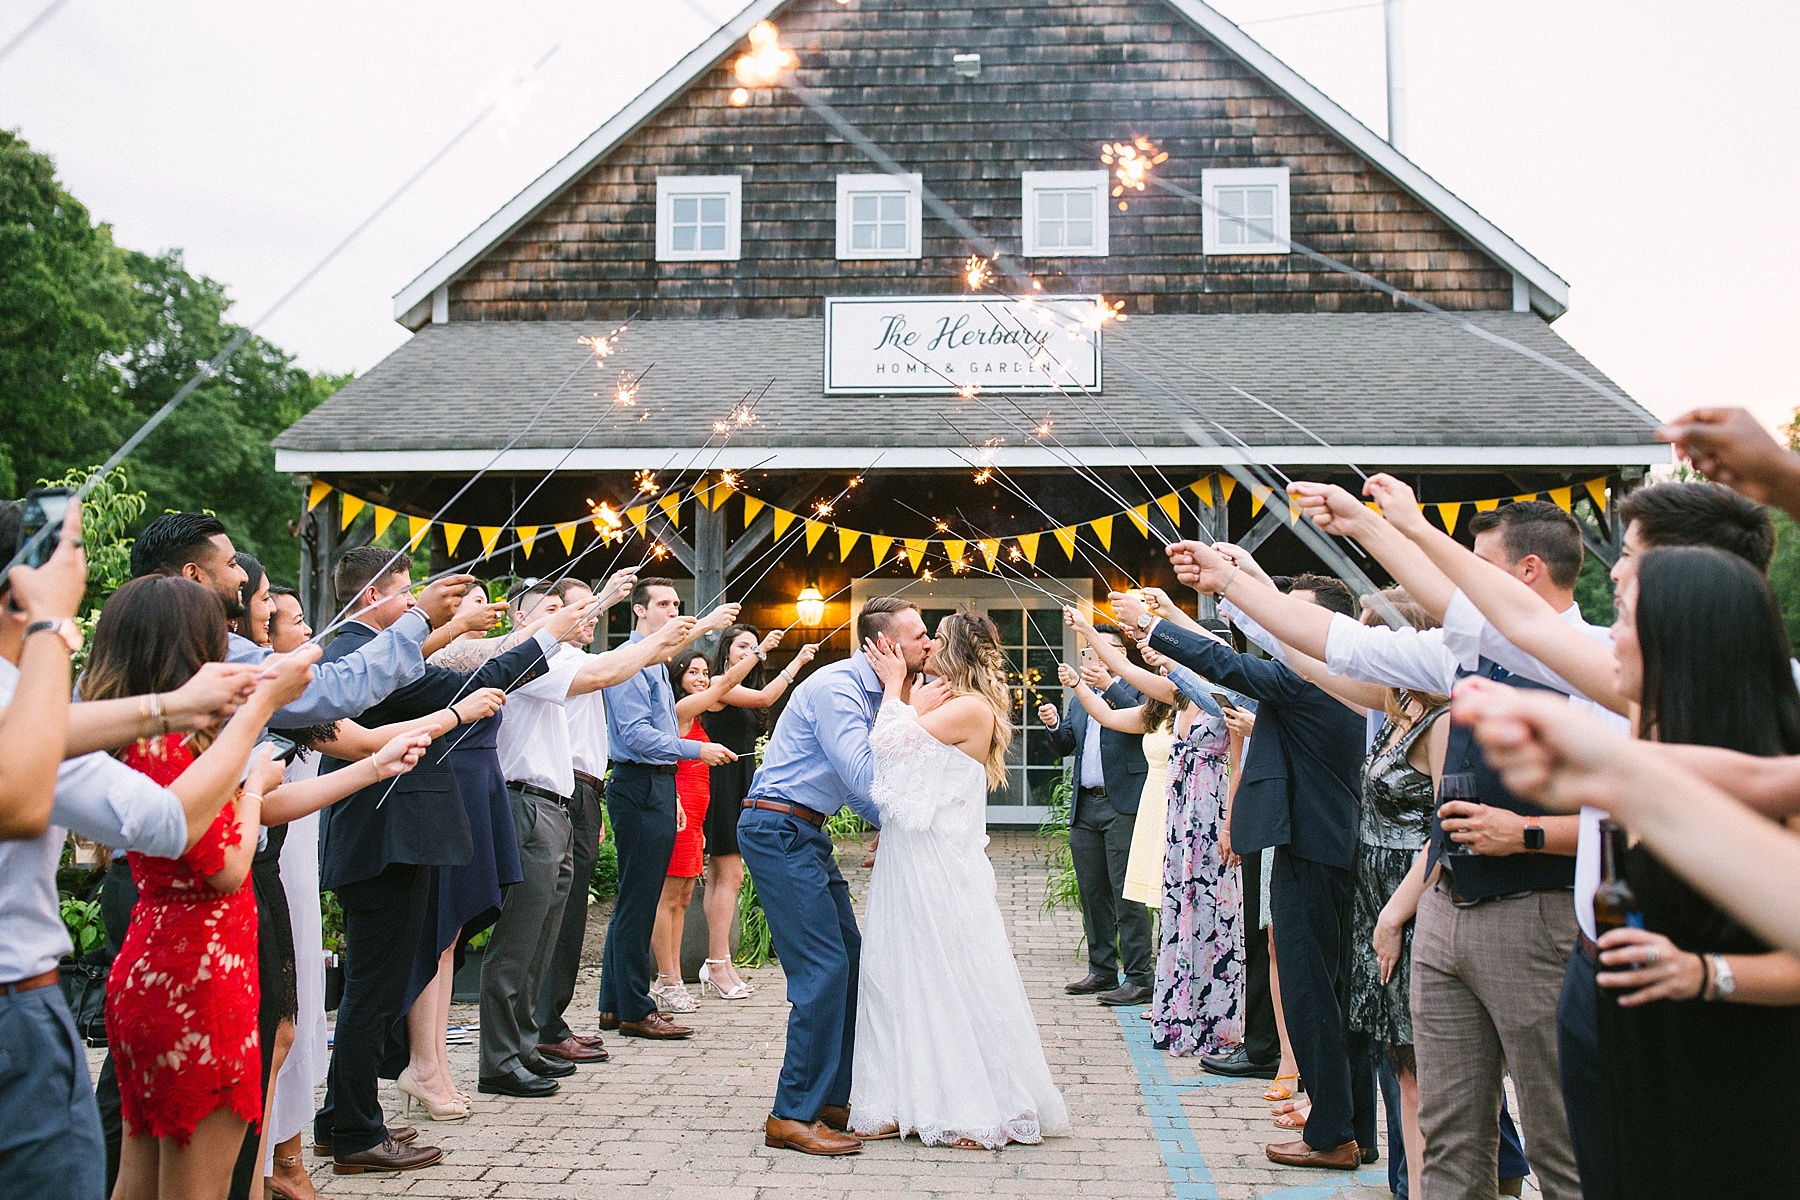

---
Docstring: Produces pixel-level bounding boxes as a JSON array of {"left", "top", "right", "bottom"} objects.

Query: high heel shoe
[
  {"left": 699, "top": 958, "right": 754, "bottom": 1000},
  {"left": 653, "top": 975, "right": 699, "bottom": 1014},
  {"left": 1262, "top": 1073, "right": 1301, "bottom": 1103},
  {"left": 396, "top": 1066, "right": 471, "bottom": 1122}
]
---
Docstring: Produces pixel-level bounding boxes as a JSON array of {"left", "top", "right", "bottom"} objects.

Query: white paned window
[
  {"left": 1200, "top": 167, "right": 1291, "bottom": 255},
  {"left": 655, "top": 175, "right": 741, "bottom": 262},
  {"left": 836, "top": 174, "right": 922, "bottom": 260},
  {"left": 1021, "top": 171, "right": 1109, "bottom": 257}
]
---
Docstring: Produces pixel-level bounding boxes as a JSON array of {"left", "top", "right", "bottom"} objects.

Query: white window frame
[
  {"left": 1200, "top": 166, "right": 1291, "bottom": 256},
  {"left": 835, "top": 173, "right": 922, "bottom": 260},
  {"left": 1020, "top": 170, "right": 1110, "bottom": 258},
  {"left": 655, "top": 175, "right": 741, "bottom": 262}
]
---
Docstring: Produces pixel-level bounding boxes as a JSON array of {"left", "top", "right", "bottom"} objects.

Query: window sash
[
  {"left": 848, "top": 191, "right": 910, "bottom": 252},
  {"left": 669, "top": 193, "right": 730, "bottom": 253},
  {"left": 1036, "top": 188, "right": 1097, "bottom": 251}
]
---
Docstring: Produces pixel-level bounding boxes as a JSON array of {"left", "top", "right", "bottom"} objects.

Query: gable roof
[{"left": 391, "top": 0, "right": 1571, "bottom": 325}]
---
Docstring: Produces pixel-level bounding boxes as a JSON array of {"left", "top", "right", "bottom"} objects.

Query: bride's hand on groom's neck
[{"left": 862, "top": 635, "right": 909, "bottom": 695}]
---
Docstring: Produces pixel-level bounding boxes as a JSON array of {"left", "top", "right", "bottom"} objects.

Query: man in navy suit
[
  {"left": 1113, "top": 581, "right": 1370, "bottom": 1172},
  {"left": 1041, "top": 624, "right": 1151, "bottom": 1006}
]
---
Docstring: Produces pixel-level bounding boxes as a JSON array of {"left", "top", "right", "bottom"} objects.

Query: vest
[{"left": 1427, "top": 659, "right": 1577, "bottom": 900}]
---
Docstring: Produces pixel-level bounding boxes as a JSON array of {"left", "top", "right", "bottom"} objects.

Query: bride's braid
[{"left": 932, "top": 610, "right": 1014, "bottom": 790}]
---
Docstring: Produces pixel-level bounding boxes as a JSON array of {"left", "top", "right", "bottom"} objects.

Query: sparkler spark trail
[{"left": 1101, "top": 136, "right": 1168, "bottom": 210}]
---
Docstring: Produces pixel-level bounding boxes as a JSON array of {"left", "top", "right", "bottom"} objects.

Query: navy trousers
[
  {"left": 737, "top": 803, "right": 860, "bottom": 1123},
  {"left": 599, "top": 762, "right": 677, "bottom": 1024},
  {"left": 0, "top": 984, "right": 106, "bottom": 1200},
  {"left": 1557, "top": 943, "right": 1605, "bottom": 1199},
  {"left": 1271, "top": 847, "right": 1358, "bottom": 1152}
]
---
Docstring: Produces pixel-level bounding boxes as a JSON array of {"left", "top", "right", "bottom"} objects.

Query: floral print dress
[{"left": 1151, "top": 708, "right": 1244, "bottom": 1056}]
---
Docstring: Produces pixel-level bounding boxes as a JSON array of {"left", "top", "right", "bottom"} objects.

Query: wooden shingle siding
[{"left": 449, "top": 0, "right": 1514, "bottom": 322}]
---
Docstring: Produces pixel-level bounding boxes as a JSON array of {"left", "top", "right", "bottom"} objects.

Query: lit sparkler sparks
[
  {"left": 612, "top": 370, "right": 640, "bottom": 407},
  {"left": 735, "top": 20, "right": 796, "bottom": 89},
  {"left": 634, "top": 469, "right": 660, "bottom": 496},
  {"left": 847, "top": 475, "right": 862, "bottom": 489},
  {"left": 730, "top": 402, "right": 757, "bottom": 427},
  {"left": 1102, "top": 136, "right": 1168, "bottom": 210},
  {"left": 586, "top": 499, "right": 625, "bottom": 542},
  {"left": 964, "top": 255, "right": 993, "bottom": 291},
  {"left": 719, "top": 470, "right": 742, "bottom": 491},
  {"left": 921, "top": 569, "right": 935, "bottom": 581},
  {"left": 934, "top": 519, "right": 952, "bottom": 533},
  {"left": 813, "top": 499, "right": 835, "bottom": 518},
  {"left": 650, "top": 542, "right": 671, "bottom": 560},
  {"left": 579, "top": 323, "right": 628, "bottom": 362},
  {"left": 713, "top": 419, "right": 731, "bottom": 434},
  {"left": 957, "top": 382, "right": 981, "bottom": 399},
  {"left": 1034, "top": 418, "right": 1054, "bottom": 436},
  {"left": 1008, "top": 545, "right": 1026, "bottom": 561},
  {"left": 973, "top": 468, "right": 993, "bottom": 485},
  {"left": 1080, "top": 298, "right": 1128, "bottom": 332}
]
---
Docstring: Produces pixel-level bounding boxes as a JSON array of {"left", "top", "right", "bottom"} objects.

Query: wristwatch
[
  {"left": 1135, "top": 613, "right": 1153, "bottom": 631},
  {"left": 25, "top": 617, "right": 81, "bottom": 652},
  {"left": 1708, "top": 953, "right": 1737, "bottom": 1000},
  {"left": 1522, "top": 817, "right": 1545, "bottom": 852}
]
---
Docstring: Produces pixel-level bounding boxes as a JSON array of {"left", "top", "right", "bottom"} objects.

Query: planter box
[
  {"left": 451, "top": 947, "right": 484, "bottom": 1004},
  {"left": 678, "top": 875, "right": 741, "bottom": 983}
]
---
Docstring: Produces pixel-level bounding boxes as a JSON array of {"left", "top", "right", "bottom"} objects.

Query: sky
[{"left": 4, "top": 0, "right": 1797, "bottom": 430}]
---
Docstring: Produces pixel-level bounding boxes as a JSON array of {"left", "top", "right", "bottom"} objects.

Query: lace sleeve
[{"left": 869, "top": 699, "right": 952, "bottom": 831}]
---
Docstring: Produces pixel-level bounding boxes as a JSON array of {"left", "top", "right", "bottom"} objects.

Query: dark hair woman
[
  {"left": 234, "top": 553, "right": 272, "bottom": 648},
  {"left": 1596, "top": 545, "right": 1800, "bottom": 1198},
  {"left": 694, "top": 625, "right": 820, "bottom": 1000}
]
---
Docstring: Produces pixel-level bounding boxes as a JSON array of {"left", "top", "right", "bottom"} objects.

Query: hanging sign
[{"left": 823, "top": 295, "right": 1104, "bottom": 395}]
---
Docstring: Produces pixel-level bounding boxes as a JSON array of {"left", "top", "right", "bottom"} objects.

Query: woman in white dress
[{"left": 850, "top": 612, "right": 1070, "bottom": 1150}]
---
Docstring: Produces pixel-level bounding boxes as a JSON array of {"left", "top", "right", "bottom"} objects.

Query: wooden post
[
  {"left": 1196, "top": 475, "right": 1229, "bottom": 621},
  {"left": 694, "top": 493, "right": 727, "bottom": 611},
  {"left": 298, "top": 490, "right": 340, "bottom": 627}
]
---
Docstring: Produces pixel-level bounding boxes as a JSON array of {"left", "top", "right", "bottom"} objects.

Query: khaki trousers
[{"left": 1411, "top": 882, "right": 1582, "bottom": 1200}]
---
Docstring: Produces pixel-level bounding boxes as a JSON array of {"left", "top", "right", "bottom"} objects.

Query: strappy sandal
[
  {"left": 1262, "top": 1073, "right": 1300, "bottom": 1102},
  {"left": 699, "top": 958, "right": 754, "bottom": 1000},
  {"left": 1271, "top": 1098, "right": 1309, "bottom": 1131}
]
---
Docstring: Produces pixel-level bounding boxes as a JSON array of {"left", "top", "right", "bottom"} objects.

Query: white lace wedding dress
[{"left": 849, "top": 699, "right": 1070, "bottom": 1148}]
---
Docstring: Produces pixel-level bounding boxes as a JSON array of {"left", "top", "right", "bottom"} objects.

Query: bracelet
[
  {"left": 446, "top": 706, "right": 462, "bottom": 729},
  {"left": 239, "top": 791, "right": 263, "bottom": 806},
  {"left": 149, "top": 692, "right": 169, "bottom": 737},
  {"left": 1217, "top": 564, "right": 1241, "bottom": 600},
  {"left": 778, "top": 668, "right": 793, "bottom": 683},
  {"left": 1699, "top": 952, "right": 1716, "bottom": 1002}
]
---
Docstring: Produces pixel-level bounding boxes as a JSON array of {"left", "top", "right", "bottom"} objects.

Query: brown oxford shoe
[
  {"left": 619, "top": 1012, "right": 694, "bottom": 1039},
  {"left": 571, "top": 1034, "right": 608, "bottom": 1049},
  {"left": 819, "top": 1105, "right": 899, "bottom": 1139},
  {"left": 538, "top": 1036, "right": 609, "bottom": 1063},
  {"left": 1266, "top": 1138, "right": 1360, "bottom": 1170},
  {"left": 312, "top": 1125, "right": 416, "bottom": 1158},
  {"left": 764, "top": 1116, "right": 862, "bottom": 1156},
  {"left": 596, "top": 1011, "right": 620, "bottom": 1031},
  {"left": 332, "top": 1135, "right": 442, "bottom": 1175}
]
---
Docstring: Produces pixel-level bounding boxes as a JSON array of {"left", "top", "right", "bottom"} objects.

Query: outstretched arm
[
  {"left": 1286, "top": 482, "right": 1458, "bottom": 620},
  {"left": 1059, "top": 664, "right": 1149, "bottom": 733},
  {"left": 1065, "top": 606, "right": 1177, "bottom": 704},
  {"left": 676, "top": 644, "right": 760, "bottom": 723}
]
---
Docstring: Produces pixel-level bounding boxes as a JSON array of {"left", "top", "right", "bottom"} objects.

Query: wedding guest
[
  {"left": 596, "top": 580, "right": 736, "bottom": 1040},
  {"left": 653, "top": 644, "right": 765, "bottom": 1012},
  {"left": 698, "top": 625, "right": 818, "bottom": 1000},
  {"left": 1040, "top": 624, "right": 1150, "bottom": 1005}
]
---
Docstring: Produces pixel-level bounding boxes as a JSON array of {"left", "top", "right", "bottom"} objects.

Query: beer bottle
[{"left": 1592, "top": 818, "right": 1642, "bottom": 932}]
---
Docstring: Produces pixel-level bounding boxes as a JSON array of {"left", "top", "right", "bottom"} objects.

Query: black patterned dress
[{"left": 1344, "top": 706, "right": 1446, "bottom": 1058}]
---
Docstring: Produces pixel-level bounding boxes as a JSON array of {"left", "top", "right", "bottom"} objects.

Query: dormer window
[
  {"left": 1201, "top": 167, "right": 1290, "bottom": 255},
  {"left": 1021, "top": 171, "right": 1109, "bottom": 257},
  {"left": 836, "top": 173, "right": 922, "bottom": 260},
  {"left": 656, "top": 175, "right": 741, "bottom": 262}
]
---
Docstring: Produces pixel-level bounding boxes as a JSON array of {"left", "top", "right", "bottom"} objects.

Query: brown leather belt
[
  {"left": 615, "top": 760, "right": 678, "bottom": 776},
  {"left": 1, "top": 968, "right": 59, "bottom": 995},
  {"left": 742, "top": 798, "right": 826, "bottom": 829},
  {"left": 573, "top": 770, "right": 604, "bottom": 792}
]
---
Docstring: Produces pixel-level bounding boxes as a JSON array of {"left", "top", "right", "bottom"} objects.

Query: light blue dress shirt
[
  {"left": 1163, "top": 663, "right": 1254, "bottom": 718},
  {"left": 229, "top": 606, "right": 430, "bottom": 726},
  {"left": 603, "top": 630, "right": 699, "bottom": 765},
  {"left": 746, "top": 652, "right": 883, "bottom": 827}
]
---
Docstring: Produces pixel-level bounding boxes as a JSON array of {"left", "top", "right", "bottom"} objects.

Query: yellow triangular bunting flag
[
  {"left": 1188, "top": 477, "right": 1213, "bottom": 508},
  {"left": 1053, "top": 526, "right": 1077, "bottom": 558},
  {"left": 743, "top": 495, "right": 766, "bottom": 526},
  {"left": 1548, "top": 486, "right": 1572, "bottom": 513},
  {"left": 978, "top": 538, "right": 1000, "bottom": 569},
  {"left": 1473, "top": 497, "right": 1500, "bottom": 513},
  {"left": 657, "top": 493, "right": 682, "bottom": 527},
  {"left": 339, "top": 495, "right": 366, "bottom": 530},
  {"left": 690, "top": 482, "right": 712, "bottom": 510},
  {"left": 1017, "top": 532, "right": 1041, "bottom": 564},
  {"left": 869, "top": 535, "right": 894, "bottom": 565},
  {"left": 556, "top": 521, "right": 579, "bottom": 553},
  {"left": 442, "top": 523, "right": 467, "bottom": 556},
  {"left": 1249, "top": 484, "right": 1272, "bottom": 517},
  {"left": 1125, "top": 505, "right": 1151, "bottom": 537},
  {"left": 516, "top": 526, "right": 539, "bottom": 558},
  {"left": 478, "top": 526, "right": 502, "bottom": 556},
  {"left": 773, "top": 508, "right": 798, "bottom": 541},
  {"left": 406, "top": 516, "right": 431, "bottom": 551},
  {"left": 1090, "top": 516, "right": 1113, "bottom": 551},
  {"left": 804, "top": 520, "right": 827, "bottom": 552},
  {"left": 306, "top": 480, "right": 333, "bottom": 512},
  {"left": 838, "top": 528, "right": 862, "bottom": 561},
  {"left": 942, "top": 539, "right": 967, "bottom": 565},
  {"left": 1286, "top": 498, "right": 1302, "bottom": 526},
  {"left": 372, "top": 506, "right": 396, "bottom": 539},
  {"left": 710, "top": 479, "right": 735, "bottom": 510},
  {"left": 1512, "top": 493, "right": 1537, "bottom": 505},
  {"left": 626, "top": 506, "right": 650, "bottom": 538},
  {"left": 1436, "top": 502, "right": 1462, "bottom": 535},
  {"left": 903, "top": 538, "right": 928, "bottom": 572},
  {"left": 1584, "top": 477, "right": 1608, "bottom": 513},
  {"left": 1217, "top": 475, "right": 1237, "bottom": 505},
  {"left": 1157, "top": 493, "right": 1183, "bottom": 528}
]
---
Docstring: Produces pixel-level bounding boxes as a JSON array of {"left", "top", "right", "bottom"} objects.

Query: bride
[{"left": 850, "top": 611, "right": 1070, "bottom": 1149}]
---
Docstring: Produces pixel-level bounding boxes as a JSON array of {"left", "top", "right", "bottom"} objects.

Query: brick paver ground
[{"left": 123, "top": 831, "right": 1542, "bottom": 1199}]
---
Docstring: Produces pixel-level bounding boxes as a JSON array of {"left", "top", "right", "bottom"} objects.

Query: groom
[{"left": 738, "top": 597, "right": 934, "bottom": 1155}]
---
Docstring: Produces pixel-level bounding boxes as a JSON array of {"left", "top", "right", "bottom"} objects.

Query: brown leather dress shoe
[
  {"left": 764, "top": 1116, "right": 862, "bottom": 1156},
  {"left": 1266, "top": 1138, "right": 1360, "bottom": 1170},
  {"left": 597, "top": 1011, "right": 620, "bottom": 1031},
  {"left": 312, "top": 1125, "right": 417, "bottom": 1158},
  {"left": 332, "top": 1135, "right": 443, "bottom": 1175},
  {"left": 619, "top": 1012, "right": 693, "bottom": 1039},
  {"left": 819, "top": 1105, "right": 898, "bottom": 1140},
  {"left": 572, "top": 1034, "right": 607, "bottom": 1049},
  {"left": 538, "top": 1037, "right": 610, "bottom": 1063}
]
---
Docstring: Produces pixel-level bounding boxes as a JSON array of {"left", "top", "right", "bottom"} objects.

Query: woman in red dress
[
  {"left": 650, "top": 648, "right": 761, "bottom": 1013},
  {"left": 79, "top": 575, "right": 303, "bottom": 1200}
]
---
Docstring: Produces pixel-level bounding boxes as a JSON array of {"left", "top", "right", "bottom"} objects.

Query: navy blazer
[
  {"left": 1147, "top": 621, "right": 1365, "bottom": 870},
  {"left": 1045, "top": 678, "right": 1149, "bottom": 812},
  {"left": 316, "top": 621, "right": 549, "bottom": 891}
]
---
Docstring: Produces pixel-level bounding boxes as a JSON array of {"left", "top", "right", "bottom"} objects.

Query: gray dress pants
[
  {"left": 1069, "top": 787, "right": 1153, "bottom": 987},
  {"left": 533, "top": 775, "right": 604, "bottom": 1043},
  {"left": 480, "top": 786, "right": 574, "bottom": 1077}
]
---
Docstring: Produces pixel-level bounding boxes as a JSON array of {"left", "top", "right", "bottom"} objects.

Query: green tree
[
  {"left": 0, "top": 130, "right": 342, "bottom": 581},
  {"left": 1770, "top": 416, "right": 1800, "bottom": 646}
]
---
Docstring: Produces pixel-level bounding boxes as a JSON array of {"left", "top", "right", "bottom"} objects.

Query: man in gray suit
[{"left": 1040, "top": 624, "right": 1150, "bottom": 1006}]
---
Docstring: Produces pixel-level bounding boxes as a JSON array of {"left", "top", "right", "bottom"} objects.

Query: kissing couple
[{"left": 736, "top": 597, "right": 1070, "bottom": 1154}]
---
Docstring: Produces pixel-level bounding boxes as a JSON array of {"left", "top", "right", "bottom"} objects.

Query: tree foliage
[{"left": 0, "top": 129, "right": 342, "bottom": 582}]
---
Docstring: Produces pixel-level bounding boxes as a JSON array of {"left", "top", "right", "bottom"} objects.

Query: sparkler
[
  {"left": 612, "top": 370, "right": 640, "bottom": 408},
  {"left": 964, "top": 255, "right": 994, "bottom": 291},
  {"left": 1101, "top": 136, "right": 1168, "bottom": 211},
  {"left": 813, "top": 499, "right": 836, "bottom": 518},
  {"left": 579, "top": 323, "right": 628, "bottom": 362},
  {"left": 958, "top": 382, "right": 981, "bottom": 399},
  {"left": 586, "top": 499, "right": 626, "bottom": 542},
  {"left": 634, "top": 469, "right": 661, "bottom": 496}
]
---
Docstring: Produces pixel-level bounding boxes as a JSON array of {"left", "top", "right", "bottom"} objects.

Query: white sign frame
[{"left": 822, "top": 295, "right": 1104, "bottom": 395}]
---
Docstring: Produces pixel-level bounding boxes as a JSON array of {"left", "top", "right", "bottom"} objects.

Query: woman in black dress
[
  {"left": 1592, "top": 545, "right": 1800, "bottom": 1198},
  {"left": 697, "top": 625, "right": 818, "bottom": 999}
]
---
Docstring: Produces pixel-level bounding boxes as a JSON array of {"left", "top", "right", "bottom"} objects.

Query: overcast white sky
[{"left": 5, "top": 0, "right": 1797, "bottom": 429}]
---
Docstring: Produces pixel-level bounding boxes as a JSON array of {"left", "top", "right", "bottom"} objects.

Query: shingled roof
[{"left": 273, "top": 312, "right": 1665, "bottom": 473}]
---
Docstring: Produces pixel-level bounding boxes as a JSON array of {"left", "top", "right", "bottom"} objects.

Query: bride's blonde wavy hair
[{"left": 931, "top": 610, "right": 1013, "bottom": 790}]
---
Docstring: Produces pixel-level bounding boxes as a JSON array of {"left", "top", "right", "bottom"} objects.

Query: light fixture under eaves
[{"left": 952, "top": 53, "right": 981, "bottom": 78}]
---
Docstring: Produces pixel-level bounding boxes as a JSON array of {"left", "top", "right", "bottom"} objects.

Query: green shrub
[
  {"left": 735, "top": 866, "right": 775, "bottom": 968},
  {"left": 589, "top": 835, "right": 619, "bottom": 903},
  {"left": 1038, "top": 769, "right": 1081, "bottom": 914}
]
